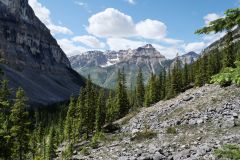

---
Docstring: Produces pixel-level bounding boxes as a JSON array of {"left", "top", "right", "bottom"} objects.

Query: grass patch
[
  {"left": 131, "top": 130, "right": 157, "bottom": 141},
  {"left": 80, "top": 147, "right": 90, "bottom": 156},
  {"left": 166, "top": 127, "right": 177, "bottom": 134},
  {"left": 214, "top": 144, "right": 240, "bottom": 160}
]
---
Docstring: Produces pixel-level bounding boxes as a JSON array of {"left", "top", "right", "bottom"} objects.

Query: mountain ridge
[
  {"left": 69, "top": 45, "right": 199, "bottom": 89},
  {"left": 0, "top": 0, "right": 85, "bottom": 106}
]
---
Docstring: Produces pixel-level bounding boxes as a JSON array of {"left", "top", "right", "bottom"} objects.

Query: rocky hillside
[
  {"left": 70, "top": 44, "right": 199, "bottom": 89},
  {"left": 59, "top": 84, "right": 240, "bottom": 160},
  {"left": 0, "top": 0, "right": 85, "bottom": 106}
]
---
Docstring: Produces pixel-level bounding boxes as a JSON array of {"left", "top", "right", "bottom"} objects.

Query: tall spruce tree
[
  {"left": 10, "top": 88, "right": 30, "bottom": 160},
  {"left": 95, "top": 89, "right": 105, "bottom": 132},
  {"left": 135, "top": 68, "right": 145, "bottom": 107},
  {"left": 0, "top": 80, "right": 12, "bottom": 160},
  {"left": 115, "top": 68, "right": 130, "bottom": 118},
  {"left": 64, "top": 96, "right": 77, "bottom": 143},
  {"left": 47, "top": 127, "right": 56, "bottom": 160}
]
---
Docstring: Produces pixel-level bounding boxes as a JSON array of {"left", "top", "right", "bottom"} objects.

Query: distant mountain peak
[{"left": 142, "top": 44, "right": 154, "bottom": 49}]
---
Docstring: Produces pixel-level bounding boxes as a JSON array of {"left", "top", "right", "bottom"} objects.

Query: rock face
[
  {"left": 70, "top": 45, "right": 199, "bottom": 89},
  {"left": 61, "top": 84, "right": 240, "bottom": 160},
  {"left": 0, "top": 0, "right": 85, "bottom": 106}
]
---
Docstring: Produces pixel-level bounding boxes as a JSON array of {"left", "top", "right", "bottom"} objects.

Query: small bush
[
  {"left": 131, "top": 130, "right": 157, "bottom": 141},
  {"left": 214, "top": 144, "right": 240, "bottom": 160},
  {"left": 211, "top": 61, "right": 240, "bottom": 87},
  {"left": 166, "top": 127, "right": 177, "bottom": 134},
  {"left": 90, "top": 132, "right": 106, "bottom": 149},
  {"left": 80, "top": 147, "right": 90, "bottom": 156}
]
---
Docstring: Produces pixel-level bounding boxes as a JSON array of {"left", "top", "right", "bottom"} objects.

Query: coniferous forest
[{"left": 0, "top": 5, "right": 240, "bottom": 160}]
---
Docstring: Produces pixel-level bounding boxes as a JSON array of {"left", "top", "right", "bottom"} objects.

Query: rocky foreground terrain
[{"left": 58, "top": 84, "right": 240, "bottom": 160}]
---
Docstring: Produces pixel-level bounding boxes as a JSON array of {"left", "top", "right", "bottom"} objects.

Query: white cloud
[
  {"left": 29, "top": 0, "right": 73, "bottom": 35},
  {"left": 57, "top": 39, "right": 87, "bottom": 57},
  {"left": 87, "top": 8, "right": 136, "bottom": 37},
  {"left": 184, "top": 42, "right": 205, "bottom": 53},
  {"left": 72, "top": 35, "right": 105, "bottom": 48},
  {"left": 87, "top": 8, "right": 181, "bottom": 45},
  {"left": 136, "top": 19, "right": 167, "bottom": 40},
  {"left": 204, "top": 13, "right": 221, "bottom": 26},
  {"left": 127, "top": 0, "right": 136, "bottom": 4},
  {"left": 107, "top": 38, "right": 145, "bottom": 51},
  {"left": 74, "top": 1, "right": 92, "bottom": 13}
]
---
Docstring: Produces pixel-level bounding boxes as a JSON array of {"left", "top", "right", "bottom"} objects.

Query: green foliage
[
  {"left": 211, "top": 61, "right": 240, "bottom": 86},
  {"left": 166, "top": 127, "right": 177, "bottom": 134},
  {"left": 115, "top": 68, "right": 130, "bottom": 118},
  {"left": 130, "top": 130, "right": 157, "bottom": 141},
  {"left": 135, "top": 68, "right": 145, "bottom": 107},
  {"left": 10, "top": 88, "right": 31, "bottom": 160},
  {"left": 214, "top": 144, "right": 240, "bottom": 160},
  {"left": 195, "top": 8, "right": 240, "bottom": 34},
  {"left": 80, "top": 147, "right": 90, "bottom": 156}
]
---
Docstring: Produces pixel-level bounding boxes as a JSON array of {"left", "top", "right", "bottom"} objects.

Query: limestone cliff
[{"left": 0, "top": 0, "right": 85, "bottom": 106}]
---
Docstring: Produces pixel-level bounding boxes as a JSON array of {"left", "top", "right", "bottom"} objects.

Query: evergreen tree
[
  {"left": 223, "top": 32, "right": 235, "bottom": 68},
  {"left": 182, "top": 59, "right": 189, "bottom": 86},
  {"left": 47, "top": 127, "right": 56, "bottom": 160},
  {"left": 171, "top": 54, "right": 182, "bottom": 95},
  {"left": 0, "top": 80, "right": 12, "bottom": 160},
  {"left": 144, "top": 73, "right": 158, "bottom": 106},
  {"left": 95, "top": 89, "right": 105, "bottom": 132},
  {"left": 135, "top": 68, "right": 145, "bottom": 107},
  {"left": 161, "top": 68, "right": 167, "bottom": 99},
  {"left": 115, "top": 68, "right": 130, "bottom": 118},
  {"left": 194, "top": 60, "right": 202, "bottom": 87},
  {"left": 84, "top": 75, "right": 96, "bottom": 136},
  {"left": 64, "top": 96, "right": 77, "bottom": 143},
  {"left": 106, "top": 91, "right": 114, "bottom": 123},
  {"left": 10, "top": 88, "right": 30, "bottom": 160}
]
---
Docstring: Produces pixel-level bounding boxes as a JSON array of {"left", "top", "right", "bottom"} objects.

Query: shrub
[
  {"left": 211, "top": 61, "right": 240, "bottom": 87},
  {"left": 131, "top": 130, "right": 157, "bottom": 141},
  {"left": 166, "top": 127, "right": 177, "bottom": 134},
  {"left": 80, "top": 147, "right": 90, "bottom": 156},
  {"left": 90, "top": 132, "right": 106, "bottom": 149},
  {"left": 214, "top": 144, "right": 240, "bottom": 160}
]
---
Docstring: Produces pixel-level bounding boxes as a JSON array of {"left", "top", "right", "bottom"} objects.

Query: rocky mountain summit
[
  {"left": 70, "top": 45, "right": 199, "bottom": 89},
  {"left": 58, "top": 84, "right": 240, "bottom": 160},
  {"left": 0, "top": 0, "right": 85, "bottom": 106}
]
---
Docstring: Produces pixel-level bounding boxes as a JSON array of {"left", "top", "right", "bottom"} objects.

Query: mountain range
[
  {"left": 69, "top": 44, "right": 199, "bottom": 89},
  {"left": 0, "top": 0, "right": 85, "bottom": 106}
]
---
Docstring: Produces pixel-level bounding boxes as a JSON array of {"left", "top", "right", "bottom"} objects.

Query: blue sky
[{"left": 29, "top": 0, "right": 240, "bottom": 58}]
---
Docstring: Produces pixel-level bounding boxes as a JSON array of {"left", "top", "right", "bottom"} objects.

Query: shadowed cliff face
[{"left": 0, "top": 0, "right": 85, "bottom": 106}]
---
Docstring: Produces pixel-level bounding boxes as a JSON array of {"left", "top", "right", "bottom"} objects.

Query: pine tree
[
  {"left": 115, "top": 68, "right": 130, "bottom": 118},
  {"left": 10, "top": 88, "right": 30, "bottom": 160},
  {"left": 135, "top": 68, "right": 145, "bottom": 107},
  {"left": 144, "top": 73, "right": 158, "bottom": 106},
  {"left": 223, "top": 32, "right": 235, "bottom": 68},
  {"left": 64, "top": 96, "right": 77, "bottom": 143},
  {"left": 171, "top": 54, "right": 182, "bottom": 95},
  {"left": 47, "top": 127, "right": 56, "bottom": 160},
  {"left": 182, "top": 59, "right": 189, "bottom": 86},
  {"left": 76, "top": 89, "right": 85, "bottom": 136},
  {"left": 106, "top": 91, "right": 117, "bottom": 123},
  {"left": 161, "top": 68, "right": 167, "bottom": 99},
  {"left": 0, "top": 80, "right": 12, "bottom": 159},
  {"left": 84, "top": 75, "right": 96, "bottom": 136},
  {"left": 95, "top": 89, "right": 105, "bottom": 132},
  {"left": 194, "top": 60, "right": 202, "bottom": 87}
]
